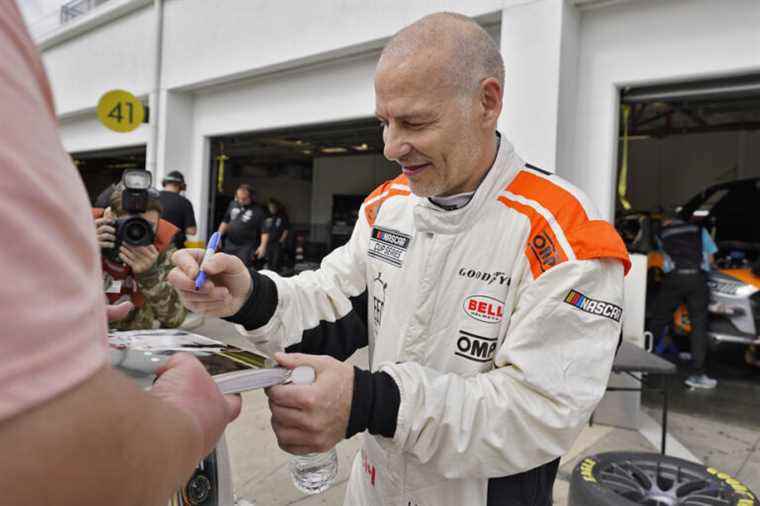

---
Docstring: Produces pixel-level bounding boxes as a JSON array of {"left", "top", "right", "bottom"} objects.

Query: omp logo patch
[
  {"left": 456, "top": 330, "right": 498, "bottom": 363},
  {"left": 530, "top": 231, "right": 560, "bottom": 272},
  {"left": 564, "top": 290, "right": 622, "bottom": 322},
  {"left": 463, "top": 295, "right": 504, "bottom": 324},
  {"left": 368, "top": 227, "right": 411, "bottom": 267}
]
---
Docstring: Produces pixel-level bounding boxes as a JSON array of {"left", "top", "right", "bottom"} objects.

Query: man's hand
[
  {"left": 94, "top": 212, "right": 116, "bottom": 249},
  {"left": 150, "top": 353, "right": 242, "bottom": 457},
  {"left": 266, "top": 353, "right": 354, "bottom": 455},
  {"left": 255, "top": 244, "right": 266, "bottom": 259},
  {"left": 120, "top": 244, "right": 159, "bottom": 274},
  {"left": 168, "top": 249, "right": 252, "bottom": 317},
  {"left": 106, "top": 301, "right": 133, "bottom": 322}
]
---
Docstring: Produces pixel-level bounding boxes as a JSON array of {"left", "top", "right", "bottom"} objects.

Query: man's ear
[{"left": 480, "top": 77, "right": 503, "bottom": 127}]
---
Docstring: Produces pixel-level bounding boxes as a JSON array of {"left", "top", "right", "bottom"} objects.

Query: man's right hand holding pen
[{"left": 169, "top": 249, "right": 252, "bottom": 317}]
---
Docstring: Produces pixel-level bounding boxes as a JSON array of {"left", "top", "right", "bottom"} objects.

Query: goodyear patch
[
  {"left": 564, "top": 290, "right": 622, "bottom": 322},
  {"left": 368, "top": 227, "right": 411, "bottom": 268}
]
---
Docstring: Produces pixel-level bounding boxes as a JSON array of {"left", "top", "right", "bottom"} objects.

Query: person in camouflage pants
[
  {"left": 103, "top": 245, "right": 187, "bottom": 330},
  {"left": 95, "top": 183, "right": 187, "bottom": 331}
]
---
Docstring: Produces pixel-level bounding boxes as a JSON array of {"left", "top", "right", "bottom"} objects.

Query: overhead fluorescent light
[
  {"left": 321, "top": 147, "right": 348, "bottom": 154},
  {"left": 353, "top": 143, "right": 369, "bottom": 151}
]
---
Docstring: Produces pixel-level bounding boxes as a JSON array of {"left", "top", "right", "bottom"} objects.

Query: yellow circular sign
[{"left": 96, "top": 90, "right": 145, "bottom": 133}]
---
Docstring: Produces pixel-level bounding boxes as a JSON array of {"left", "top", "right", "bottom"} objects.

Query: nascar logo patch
[
  {"left": 368, "top": 226, "right": 411, "bottom": 268},
  {"left": 564, "top": 289, "right": 622, "bottom": 322}
]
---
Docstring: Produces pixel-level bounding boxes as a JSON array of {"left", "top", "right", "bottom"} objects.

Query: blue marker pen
[{"left": 195, "top": 232, "right": 222, "bottom": 290}]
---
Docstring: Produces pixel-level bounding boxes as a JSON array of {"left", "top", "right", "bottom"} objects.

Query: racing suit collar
[{"left": 412, "top": 133, "right": 522, "bottom": 235}]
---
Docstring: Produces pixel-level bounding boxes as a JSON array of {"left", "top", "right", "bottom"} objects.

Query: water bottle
[
  {"left": 289, "top": 448, "right": 338, "bottom": 495},
  {"left": 284, "top": 366, "right": 338, "bottom": 494}
]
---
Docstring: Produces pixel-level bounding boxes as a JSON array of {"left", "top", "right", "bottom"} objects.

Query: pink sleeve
[{"left": 0, "top": 3, "right": 108, "bottom": 421}]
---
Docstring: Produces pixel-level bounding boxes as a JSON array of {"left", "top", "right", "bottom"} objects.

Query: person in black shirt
[
  {"left": 218, "top": 184, "right": 269, "bottom": 268},
  {"left": 264, "top": 198, "right": 290, "bottom": 273},
  {"left": 648, "top": 211, "right": 718, "bottom": 389},
  {"left": 159, "top": 171, "right": 197, "bottom": 250}
]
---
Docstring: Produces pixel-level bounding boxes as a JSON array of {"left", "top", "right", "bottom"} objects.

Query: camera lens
[
  {"left": 125, "top": 221, "right": 148, "bottom": 242},
  {"left": 118, "top": 216, "right": 154, "bottom": 246}
]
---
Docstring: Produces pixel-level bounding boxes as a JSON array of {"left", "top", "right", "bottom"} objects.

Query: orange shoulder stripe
[
  {"left": 566, "top": 220, "right": 631, "bottom": 274},
  {"left": 507, "top": 170, "right": 589, "bottom": 234},
  {"left": 497, "top": 195, "right": 569, "bottom": 279},
  {"left": 363, "top": 174, "right": 410, "bottom": 227},
  {"left": 505, "top": 170, "right": 631, "bottom": 275}
]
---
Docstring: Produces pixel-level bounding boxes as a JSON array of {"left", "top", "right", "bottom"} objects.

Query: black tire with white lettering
[
  {"left": 180, "top": 450, "right": 219, "bottom": 505},
  {"left": 568, "top": 452, "right": 758, "bottom": 506}
]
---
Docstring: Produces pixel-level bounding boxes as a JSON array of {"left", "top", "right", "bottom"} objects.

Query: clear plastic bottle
[{"left": 289, "top": 448, "right": 338, "bottom": 495}]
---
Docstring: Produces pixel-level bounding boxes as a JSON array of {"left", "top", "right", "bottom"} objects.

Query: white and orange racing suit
[{"left": 229, "top": 136, "right": 630, "bottom": 506}]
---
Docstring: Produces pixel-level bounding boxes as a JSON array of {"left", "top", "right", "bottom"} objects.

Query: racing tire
[
  {"left": 568, "top": 452, "right": 758, "bottom": 506},
  {"left": 176, "top": 449, "right": 219, "bottom": 505}
]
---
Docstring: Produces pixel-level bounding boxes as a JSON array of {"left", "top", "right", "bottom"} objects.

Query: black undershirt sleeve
[
  {"left": 346, "top": 367, "right": 399, "bottom": 439},
  {"left": 223, "top": 269, "right": 278, "bottom": 330}
]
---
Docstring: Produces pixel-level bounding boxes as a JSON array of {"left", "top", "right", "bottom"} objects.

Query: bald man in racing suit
[{"left": 169, "top": 12, "right": 630, "bottom": 506}]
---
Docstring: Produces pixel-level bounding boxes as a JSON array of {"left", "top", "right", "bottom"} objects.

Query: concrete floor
[{"left": 192, "top": 317, "right": 760, "bottom": 505}]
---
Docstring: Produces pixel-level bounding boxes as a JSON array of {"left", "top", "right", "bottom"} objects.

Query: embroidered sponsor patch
[
  {"left": 530, "top": 230, "right": 560, "bottom": 272},
  {"left": 463, "top": 295, "right": 504, "bottom": 324},
  {"left": 455, "top": 330, "right": 498, "bottom": 363},
  {"left": 564, "top": 290, "right": 622, "bottom": 322},
  {"left": 372, "top": 272, "right": 387, "bottom": 332},
  {"left": 368, "top": 227, "right": 411, "bottom": 267},
  {"left": 457, "top": 267, "right": 511, "bottom": 286}
]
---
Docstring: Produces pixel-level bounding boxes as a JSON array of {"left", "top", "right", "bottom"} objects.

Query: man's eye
[{"left": 404, "top": 121, "right": 425, "bottom": 129}]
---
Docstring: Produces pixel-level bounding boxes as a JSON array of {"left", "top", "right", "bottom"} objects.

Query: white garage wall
[
  {"left": 501, "top": 0, "right": 580, "bottom": 171},
  {"left": 59, "top": 113, "right": 148, "bottom": 153},
  {"left": 569, "top": 0, "right": 760, "bottom": 219},
  {"left": 160, "top": 0, "right": 503, "bottom": 91},
  {"left": 42, "top": 4, "right": 155, "bottom": 117},
  {"left": 192, "top": 54, "right": 379, "bottom": 139}
]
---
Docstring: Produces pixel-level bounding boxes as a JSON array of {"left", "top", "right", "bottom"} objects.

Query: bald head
[
  {"left": 378, "top": 12, "right": 504, "bottom": 96},
  {"left": 374, "top": 13, "right": 504, "bottom": 198}
]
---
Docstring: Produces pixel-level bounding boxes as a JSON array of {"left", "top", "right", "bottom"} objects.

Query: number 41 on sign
[{"left": 96, "top": 89, "right": 146, "bottom": 133}]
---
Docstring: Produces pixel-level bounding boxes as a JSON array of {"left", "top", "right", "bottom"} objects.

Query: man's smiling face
[{"left": 374, "top": 50, "right": 484, "bottom": 198}]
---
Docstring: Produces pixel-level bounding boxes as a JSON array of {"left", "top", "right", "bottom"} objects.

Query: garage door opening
[
  {"left": 208, "top": 117, "right": 398, "bottom": 267},
  {"left": 617, "top": 73, "right": 760, "bottom": 218},
  {"left": 72, "top": 145, "right": 147, "bottom": 205},
  {"left": 615, "top": 73, "right": 760, "bottom": 381}
]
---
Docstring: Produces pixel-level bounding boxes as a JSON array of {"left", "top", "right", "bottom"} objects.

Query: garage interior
[
  {"left": 208, "top": 117, "right": 398, "bottom": 261},
  {"left": 72, "top": 145, "right": 147, "bottom": 205},
  {"left": 617, "top": 73, "right": 760, "bottom": 411},
  {"left": 617, "top": 73, "right": 760, "bottom": 215}
]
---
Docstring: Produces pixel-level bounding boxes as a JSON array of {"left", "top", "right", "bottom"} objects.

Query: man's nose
[{"left": 382, "top": 124, "right": 411, "bottom": 161}]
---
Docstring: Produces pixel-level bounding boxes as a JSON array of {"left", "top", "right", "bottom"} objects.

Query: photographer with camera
[{"left": 94, "top": 170, "right": 187, "bottom": 330}]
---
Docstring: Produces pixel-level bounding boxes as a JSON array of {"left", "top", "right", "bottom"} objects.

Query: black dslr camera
[{"left": 103, "top": 170, "right": 156, "bottom": 261}]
